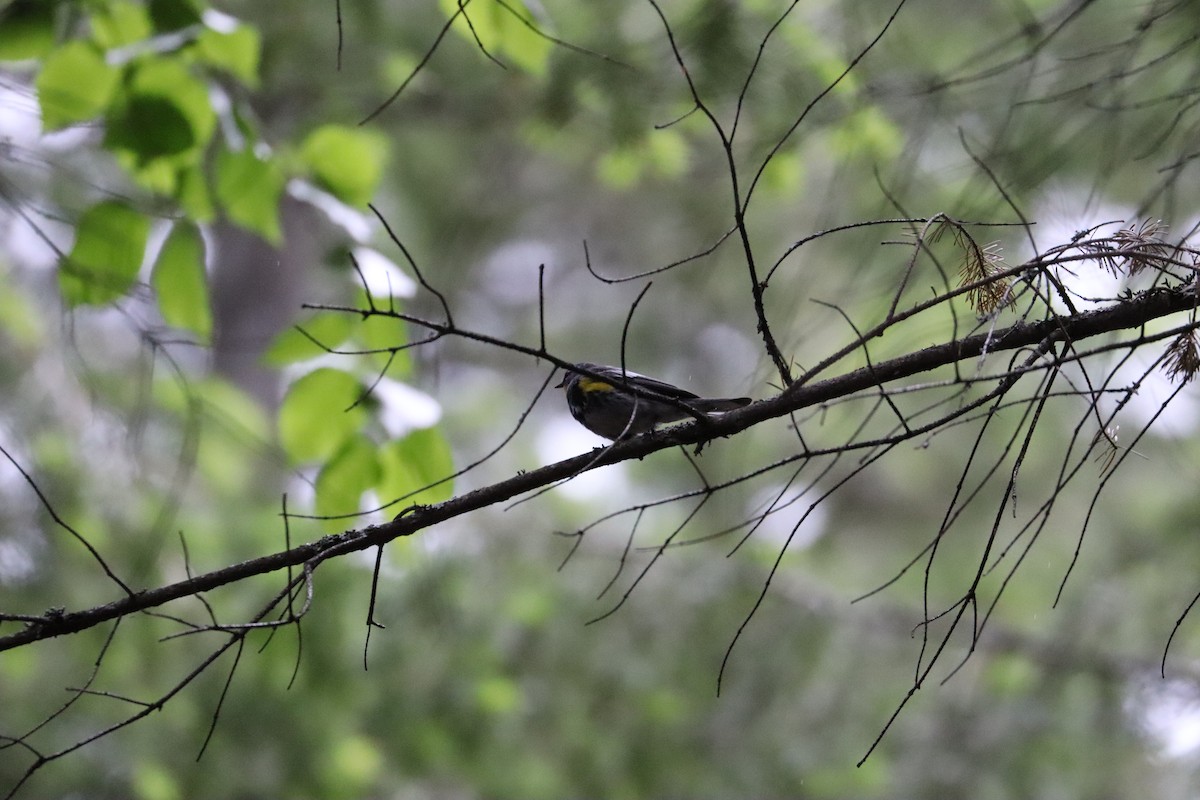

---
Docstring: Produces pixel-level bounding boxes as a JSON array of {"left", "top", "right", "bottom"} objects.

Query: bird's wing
[
  {"left": 625, "top": 372, "right": 701, "bottom": 401},
  {"left": 574, "top": 363, "right": 702, "bottom": 401}
]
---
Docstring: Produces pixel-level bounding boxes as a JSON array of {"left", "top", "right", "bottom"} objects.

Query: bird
[{"left": 556, "top": 362, "right": 751, "bottom": 440}]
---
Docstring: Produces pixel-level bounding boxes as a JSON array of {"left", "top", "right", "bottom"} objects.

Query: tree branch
[{"left": 3, "top": 281, "right": 1195, "bottom": 654}]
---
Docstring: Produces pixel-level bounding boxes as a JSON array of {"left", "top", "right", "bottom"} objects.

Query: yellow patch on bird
[{"left": 577, "top": 377, "right": 615, "bottom": 393}]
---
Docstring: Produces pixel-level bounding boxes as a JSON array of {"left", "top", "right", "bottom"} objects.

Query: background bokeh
[{"left": 3, "top": 0, "right": 1200, "bottom": 797}]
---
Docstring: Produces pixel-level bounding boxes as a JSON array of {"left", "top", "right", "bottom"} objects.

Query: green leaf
[
  {"left": 176, "top": 163, "right": 215, "bottom": 221},
  {"left": 475, "top": 675, "right": 521, "bottom": 714},
  {"left": 151, "top": 222, "right": 211, "bottom": 340},
  {"left": 0, "top": 270, "right": 42, "bottom": 348},
  {"left": 300, "top": 125, "right": 389, "bottom": 207},
  {"left": 105, "top": 58, "right": 216, "bottom": 163},
  {"left": 132, "top": 761, "right": 181, "bottom": 800},
  {"left": 377, "top": 426, "right": 454, "bottom": 508},
  {"left": 0, "top": 0, "right": 56, "bottom": 61},
  {"left": 201, "top": 378, "right": 271, "bottom": 443},
  {"left": 196, "top": 23, "right": 261, "bottom": 86},
  {"left": 646, "top": 129, "right": 689, "bottom": 178},
  {"left": 596, "top": 146, "right": 641, "bottom": 189},
  {"left": 215, "top": 148, "right": 284, "bottom": 243},
  {"left": 357, "top": 309, "right": 412, "bottom": 377},
  {"left": 439, "top": 0, "right": 551, "bottom": 75},
  {"left": 315, "top": 435, "right": 381, "bottom": 531},
  {"left": 148, "top": 0, "right": 202, "bottom": 32},
  {"left": 119, "top": 156, "right": 179, "bottom": 195},
  {"left": 323, "top": 735, "right": 385, "bottom": 796},
  {"left": 156, "top": 375, "right": 268, "bottom": 438},
  {"left": 154, "top": 376, "right": 270, "bottom": 498},
  {"left": 264, "top": 312, "right": 356, "bottom": 366},
  {"left": 109, "top": 95, "right": 196, "bottom": 160},
  {"left": 91, "top": 0, "right": 153, "bottom": 49},
  {"left": 758, "top": 150, "right": 805, "bottom": 196},
  {"left": 36, "top": 41, "right": 119, "bottom": 130},
  {"left": 828, "top": 106, "right": 901, "bottom": 162},
  {"left": 60, "top": 201, "right": 150, "bottom": 306},
  {"left": 278, "top": 368, "right": 368, "bottom": 464}
]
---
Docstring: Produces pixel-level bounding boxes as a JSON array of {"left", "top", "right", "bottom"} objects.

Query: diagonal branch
[{"left": 3, "top": 282, "right": 1196, "bottom": 654}]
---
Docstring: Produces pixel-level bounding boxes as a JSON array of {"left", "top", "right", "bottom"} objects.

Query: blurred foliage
[{"left": 2, "top": 0, "right": 1200, "bottom": 798}]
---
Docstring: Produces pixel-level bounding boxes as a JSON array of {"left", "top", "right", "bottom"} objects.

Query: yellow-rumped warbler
[{"left": 556, "top": 362, "right": 752, "bottom": 440}]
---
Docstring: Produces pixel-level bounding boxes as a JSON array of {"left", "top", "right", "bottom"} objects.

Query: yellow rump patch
[{"left": 577, "top": 377, "right": 615, "bottom": 393}]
